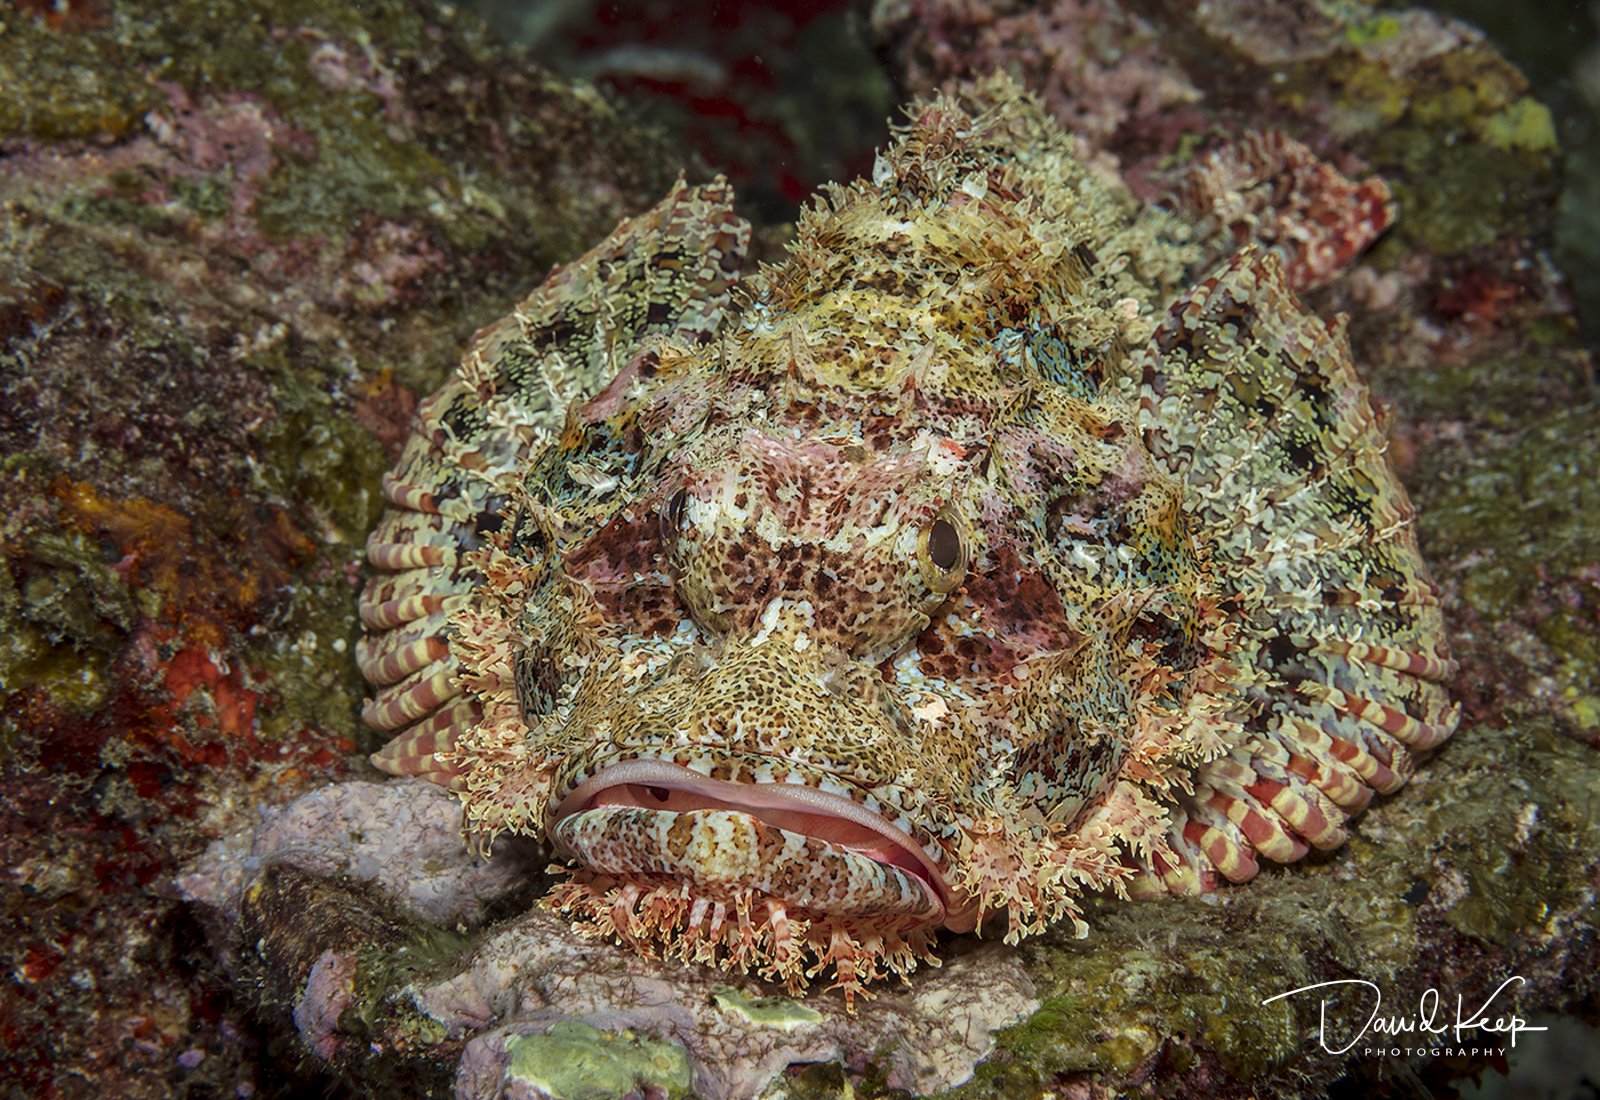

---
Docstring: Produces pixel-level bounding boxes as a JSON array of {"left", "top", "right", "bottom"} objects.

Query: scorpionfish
[{"left": 357, "top": 76, "right": 1458, "bottom": 1004}]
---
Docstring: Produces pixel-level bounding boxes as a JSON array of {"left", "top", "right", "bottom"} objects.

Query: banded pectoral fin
[
  {"left": 359, "top": 180, "right": 751, "bottom": 789},
  {"left": 1124, "top": 246, "right": 1459, "bottom": 897}
]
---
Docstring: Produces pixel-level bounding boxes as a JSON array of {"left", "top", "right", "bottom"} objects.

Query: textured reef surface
[
  {"left": 0, "top": 0, "right": 682, "bottom": 1094},
  {"left": 2, "top": 1, "right": 1597, "bottom": 1099}
]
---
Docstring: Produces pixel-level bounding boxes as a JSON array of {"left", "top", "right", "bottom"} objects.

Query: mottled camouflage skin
[{"left": 357, "top": 76, "right": 1457, "bottom": 1004}]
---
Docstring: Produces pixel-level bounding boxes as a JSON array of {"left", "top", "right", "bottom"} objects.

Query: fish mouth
[{"left": 549, "top": 760, "right": 968, "bottom": 928}]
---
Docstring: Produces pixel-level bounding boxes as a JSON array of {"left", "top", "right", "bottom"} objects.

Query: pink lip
[{"left": 551, "top": 760, "right": 973, "bottom": 929}]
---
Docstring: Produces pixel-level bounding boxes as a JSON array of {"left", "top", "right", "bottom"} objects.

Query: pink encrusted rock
[
  {"left": 1191, "top": 3, "right": 1471, "bottom": 70},
  {"left": 1172, "top": 130, "right": 1396, "bottom": 291},
  {"left": 178, "top": 779, "right": 531, "bottom": 927},
  {"left": 293, "top": 949, "right": 359, "bottom": 1062}
]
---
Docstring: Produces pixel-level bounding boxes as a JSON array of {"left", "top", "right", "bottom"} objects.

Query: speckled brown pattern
[{"left": 356, "top": 74, "right": 1457, "bottom": 1006}]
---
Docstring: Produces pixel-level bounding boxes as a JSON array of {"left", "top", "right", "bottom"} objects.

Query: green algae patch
[
  {"left": 1293, "top": 38, "right": 1561, "bottom": 258},
  {"left": 0, "top": 624, "right": 109, "bottom": 728},
  {"left": 504, "top": 1021, "right": 693, "bottom": 1100},
  {"left": 1482, "top": 97, "right": 1559, "bottom": 154},
  {"left": 1411, "top": 396, "right": 1600, "bottom": 743},
  {"left": 1419, "top": 404, "right": 1600, "bottom": 620},
  {"left": 3, "top": 0, "right": 427, "bottom": 142},
  {"left": 1345, "top": 15, "right": 1404, "bottom": 47},
  {"left": 1562, "top": 684, "right": 1600, "bottom": 735},
  {"left": 0, "top": 9, "right": 152, "bottom": 140},
  {"left": 1377, "top": 130, "right": 1550, "bottom": 256},
  {"left": 1430, "top": 720, "right": 1600, "bottom": 946},
  {"left": 0, "top": 568, "right": 113, "bottom": 730},
  {"left": 946, "top": 914, "right": 1311, "bottom": 1098},
  {"left": 0, "top": 493, "right": 133, "bottom": 729},
  {"left": 712, "top": 984, "right": 825, "bottom": 1029},
  {"left": 344, "top": 923, "right": 473, "bottom": 1048}
]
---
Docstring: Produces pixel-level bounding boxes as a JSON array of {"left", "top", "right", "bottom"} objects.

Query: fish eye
[
  {"left": 929, "top": 518, "right": 961, "bottom": 570},
  {"left": 662, "top": 487, "right": 689, "bottom": 540},
  {"left": 919, "top": 514, "right": 967, "bottom": 592}
]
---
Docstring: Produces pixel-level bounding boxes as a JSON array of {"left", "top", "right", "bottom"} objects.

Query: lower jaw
[
  {"left": 542, "top": 862, "right": 944, "bottom": 1006},
  {"left": 551, "top": 804, "right": 947, "bottom": 925}
]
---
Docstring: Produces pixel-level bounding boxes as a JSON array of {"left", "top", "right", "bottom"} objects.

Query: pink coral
[
  {"left": 144, "top": 83, "right": 316, "bottom": 229},
  {"left": 1171, "top": 129, "right": 1396, "bottom": 291}
]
